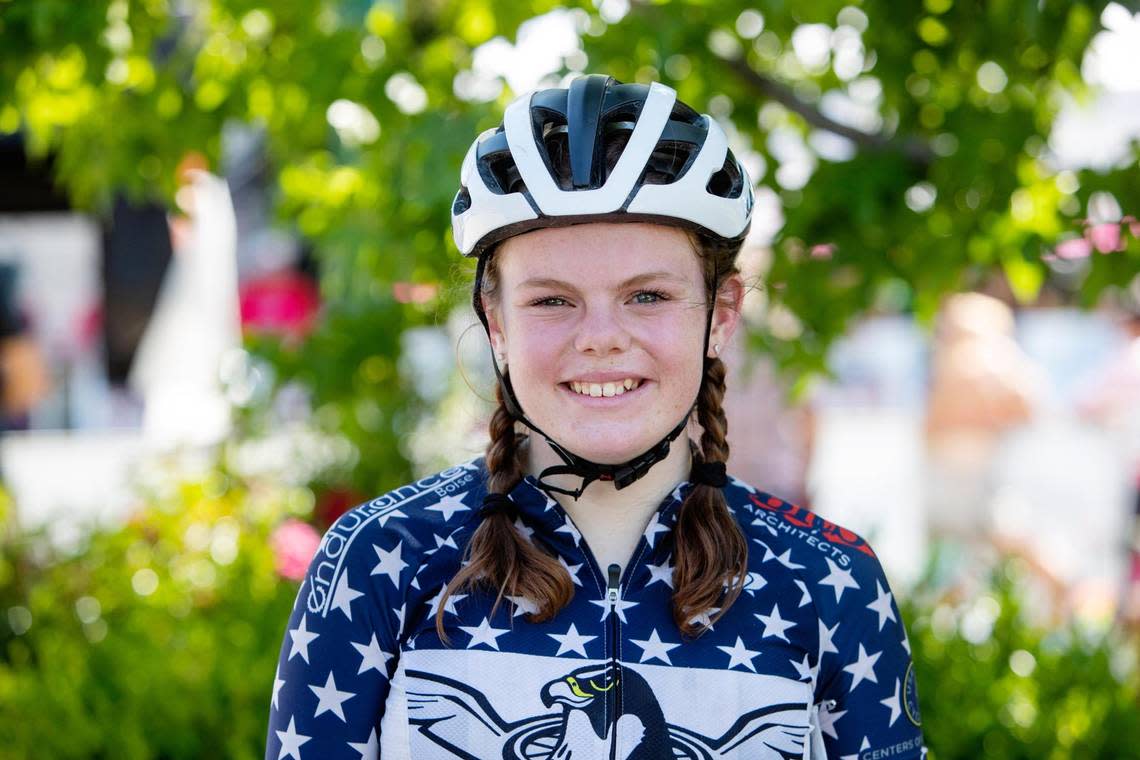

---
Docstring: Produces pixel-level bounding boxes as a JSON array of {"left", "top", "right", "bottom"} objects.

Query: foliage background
[{"left": 2, "top": 0, "right": 1139, "bottom": 756}]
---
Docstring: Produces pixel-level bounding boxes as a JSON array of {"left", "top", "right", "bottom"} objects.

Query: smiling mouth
[{"left": 566, "top": 379, "right": 642, "bottom": 398}]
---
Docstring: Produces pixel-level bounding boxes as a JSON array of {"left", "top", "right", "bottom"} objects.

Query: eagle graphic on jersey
[{"left": 405, "top": 664, "right": 810, "bottom": 759}]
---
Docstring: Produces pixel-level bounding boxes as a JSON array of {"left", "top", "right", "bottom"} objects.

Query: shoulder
[
  {"left": 345, "top": 458, "right": 486, "bottom": 531},
  {"left": 722, "top": 476, "right": 889, "bottom": 608},
  {"left": 299, "top": 460, "right": 488, "bottom": 617}
]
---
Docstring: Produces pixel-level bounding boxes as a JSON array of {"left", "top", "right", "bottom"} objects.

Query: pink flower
[
  {"left": 270, "top": 519, "right": 321, "bottom": 581},
  {"left": 239, "top": 271, "right": 321, "bottom": 340},
  {"left": 1088, "top": 223, "right": 1124, "bottom": 253},
  {"left": 809, "top": 243, "right": 836, "bottom": 260},
  {"left": 392, "top": 282, "right": 439, "bottom": 304},
  {"left": 1053, "top": 237, "right": 1092, "bottom": 260}
]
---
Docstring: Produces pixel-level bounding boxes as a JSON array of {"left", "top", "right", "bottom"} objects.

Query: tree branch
[{"left": 722, "top": 56, "right": 935, "bottom": 166}]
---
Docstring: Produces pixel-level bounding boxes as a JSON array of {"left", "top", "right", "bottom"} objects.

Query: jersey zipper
[{"left": 607, "top": 562, "right": 623, "bottom": 760}]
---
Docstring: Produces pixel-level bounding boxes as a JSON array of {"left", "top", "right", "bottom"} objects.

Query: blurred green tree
[{"left": 1, "top": 0, "right": 1137, "bottom": 483}]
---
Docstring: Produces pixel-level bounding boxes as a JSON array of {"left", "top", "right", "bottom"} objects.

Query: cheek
[{"left": 504, "top": 318, "right": 569, "bottom": 381}]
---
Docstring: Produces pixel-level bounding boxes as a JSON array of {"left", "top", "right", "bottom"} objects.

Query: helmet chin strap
[
  {"left": 489, "top": 351, "right": 691, "bottom": 500},
  {"left": 474, "top": 254, "right": 716, "bottom": 501}
]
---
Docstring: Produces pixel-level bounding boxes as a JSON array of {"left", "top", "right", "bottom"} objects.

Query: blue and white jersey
[{"left": 266, "top": 460, "right": 926, "bottom": 759}]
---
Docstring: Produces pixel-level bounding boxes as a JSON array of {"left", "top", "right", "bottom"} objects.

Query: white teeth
[{"left": 569, "top": 379, "right": 640, "bottom": 396}]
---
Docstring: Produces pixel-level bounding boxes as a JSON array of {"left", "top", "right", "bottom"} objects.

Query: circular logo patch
[{"left": 903, "top": 661, "right": 922, "bottom": 727}]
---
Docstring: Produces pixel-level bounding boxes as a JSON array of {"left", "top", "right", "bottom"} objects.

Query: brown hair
[{"left": 436, "top": 126, "right": 749, "bottom": 639}]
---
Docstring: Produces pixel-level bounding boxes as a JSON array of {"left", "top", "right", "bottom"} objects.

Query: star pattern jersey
[{"left": 265, "top": 460, "right": 926, "bottom": 760}]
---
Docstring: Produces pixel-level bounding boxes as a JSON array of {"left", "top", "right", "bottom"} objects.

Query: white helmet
[{"left": 451, "top": 75, "right": 754, "bottom": 258}]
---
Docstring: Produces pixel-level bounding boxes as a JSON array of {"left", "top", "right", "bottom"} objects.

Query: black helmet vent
[
  {"left": 706, "top": 156, "right": 744, "bottom": 199},
  {"left": 478, "top": 153, "right": 526, "bottom": 195},
  {"left": 452, "top": 187, "right": 471, "bottom": 215}
]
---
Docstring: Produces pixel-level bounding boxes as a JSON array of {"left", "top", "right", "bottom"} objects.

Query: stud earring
[{"left": 712, "top": 343, "right": 721, "bottom": 356}]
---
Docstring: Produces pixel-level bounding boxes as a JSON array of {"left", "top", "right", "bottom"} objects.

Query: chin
[{"left": 550, "top": 425, "right": 664, "bottom": 465}]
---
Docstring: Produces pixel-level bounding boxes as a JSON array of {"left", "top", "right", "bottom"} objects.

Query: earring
[{"left": 712, "top": 343, "right": 721, "bottom": 356}]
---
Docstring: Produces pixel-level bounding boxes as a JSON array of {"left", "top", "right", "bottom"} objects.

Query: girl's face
[{"left": 485, "top": 223, "right": 743, "bottom": 465}]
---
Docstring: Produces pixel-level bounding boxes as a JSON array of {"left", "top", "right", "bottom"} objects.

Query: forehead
[{"left": 495, "top": 223, "right": 701, "bottom": 285}]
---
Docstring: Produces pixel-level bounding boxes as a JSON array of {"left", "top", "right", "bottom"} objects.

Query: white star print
[
  {"left": 843, "top": 644, "right": 881, "bottom": 690},
  {"left": 631, "top": 628, "right": 681, "bottom": 665},
  {"left": 751, "top": 517, "right": 779, "bottom": 537},
  {"left": 902, "top": 630, "right": 912, "bottom": 655},
  {"left": 309, "top": 671, "right": 355, "bottom": 721},
  {"left": 426, "top": 493, "right": 470, "bottom": 522},
  {"left": 790, "top": 654, "right": 812, "bottom": 681},
  {"left": 840, "top": 736, "right": 871, "bottom": 760},
  {"left": 756, "top": 603, "right": 796, "bottom": 642},
  {"left": 375, "top": 508, "right": 406, "bottom": 527},
  {"left": 759, "top": 543, "right": 805, "bottom": 570},
  {"left": 818, "top": 557, "right": 860, "bottom": 603},
  {"left": 731, "top": 476, "right": 756, "bottom": 493},
  {"left": 718, "top": 636, "right": 761, "bottom": 672},
  {"left": 393, "top": 603, "right": 407, "bottom": 637},
  {"left": 288, "top": 614, "right": 319, "bottom": 664},
  {"left": 819, "top": 619, "right": 840, "bottom": 657},
  {"left": 459, "top": 616, "right": 510, "bottom": 650},
  {"left": 329, "top": 571, "right": 364, "bottom": 620},
  {"left": 514, "top": 518, "right": 535, "bottom": 541},
  {"left": 347, "top": 727, "right": 379, "bottom": 760},
  {"left": 817, "top": 701, "right": 846, "bottom": 740},
  {"left": 275, "top": 716, "right": 311, "bottom": 760},
  {"left": 548, "top": 623, "right": 596, "bottom": 657},
  {"left": 558, "top": 555, "right": 583, "bottom": 586},
  {"left": 554, "top": 517, "right": 582, "bottom": 544},
  {"left": 794, "top": 578, "right": 812, "bottom": 607},
  {"left": 542, "top": 495, "right": 557, "bottom": 511},
  {"left": 866, "top": 580, "right": 897, "bottom": 631},
  {"left": 426, "top": 587, "right": 466, "bottom": 618},
  {"left": 688, "top": 606, "right": 721, "bottom": 630},
  {"left": 272, "top": 668, "right": 285, "bottom": 709},
  {"left": 350, "top": 633, "right": 392, "bottom": 675},
  {"left": 881, "top": 678, "right": 902, "bottom": 726},
  {"left": 741, "top": 571, "right": 767, "bottom": 595},
  {"left": 644, "top": 559, "right": 674, "bottom": 589},
  {"left": 370, "top": 542, "right": 407, "bottom": 586},
  {"left": 590, "top": 594, "right": 639, "bottom": 623},
  {"left": 507, "top": 595, "right": 538, "bottom": 617},
  {"left": 424, "top": 533, "right": 458, "bottom": 556},
  {"left": 642, "top": 512, "right": 670, "bottom": 548}
]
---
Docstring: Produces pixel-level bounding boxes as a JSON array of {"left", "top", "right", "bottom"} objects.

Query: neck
[{"left": 526, "top": 431, "right": 692, "bottom": 572}]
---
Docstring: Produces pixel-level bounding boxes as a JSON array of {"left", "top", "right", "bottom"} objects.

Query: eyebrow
[{"left": 517, "top": 271, "right": 691, "bottom": 290}]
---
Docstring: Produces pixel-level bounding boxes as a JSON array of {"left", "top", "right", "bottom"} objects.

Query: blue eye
[{"left": 632, "top": 290, "right": 668, "bottom": 304}]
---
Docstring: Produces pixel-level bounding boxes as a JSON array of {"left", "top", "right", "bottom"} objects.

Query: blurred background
[{"left": 1, "top": 0, "right": 1139, "bottom": 756}]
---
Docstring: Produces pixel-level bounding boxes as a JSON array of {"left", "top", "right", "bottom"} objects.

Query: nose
[{"left": 572, "top": 302, "right": 630, "bottom": 356}]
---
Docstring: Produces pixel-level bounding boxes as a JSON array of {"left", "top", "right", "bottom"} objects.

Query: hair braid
[
  {"left": 435, "top": 383, "right": 574, "bottom": 640},
  {"left": 671, "top": 356, "right": 748, "bottom": 637}
]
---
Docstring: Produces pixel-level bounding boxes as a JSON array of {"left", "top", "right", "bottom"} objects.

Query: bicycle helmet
[
  {"left": 452, "top": 74, "right": 754, "bottom": 498},
  {"left": 452, "top": 75, "right": 753, "bottom": 256}
]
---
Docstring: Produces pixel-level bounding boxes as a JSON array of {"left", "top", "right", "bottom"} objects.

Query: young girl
[{"left": 266, "top": 75, "right": 925, "bottom": 760}]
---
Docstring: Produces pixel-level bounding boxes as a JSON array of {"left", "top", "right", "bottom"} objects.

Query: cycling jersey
[{"left": 266, "top": 459, "right": 926, "bottom": 759}]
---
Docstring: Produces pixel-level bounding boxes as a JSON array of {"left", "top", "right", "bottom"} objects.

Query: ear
[
  {"left": 707, "top": 273, "right": 745, "bottom": 359},
  {"left": 482, "top": 295, "right": 508, "bottom": 362}
]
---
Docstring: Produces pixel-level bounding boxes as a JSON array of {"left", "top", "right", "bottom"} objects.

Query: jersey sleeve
[
  {"left": 813, "top": 550, "right": 925, "bottom": 758},
  {"left": 265, "top": 510, "right": 406, "bottom": 760}
]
